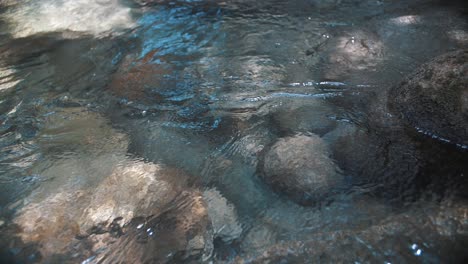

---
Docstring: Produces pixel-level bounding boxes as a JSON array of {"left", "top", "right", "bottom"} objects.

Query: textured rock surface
[
  {"left": 203, "top": 188, "right": 242, "bottom": 243},
  {"left": 12, "top": 161, "right": 214, "bottom": 262},
  {"left": 94, "top": 190, "right": 214, "bottom": 264},
  {"left": 228, "top": 200, "right": 468, "bottom": 264},
  {"left": 260, "top": 134, "right": 342, "bottom": 204},
  {"left": 389, "top": 49, "right": 468, "bottom": 147},
  {"left": 81, "top": 162, "right": 191, "bottom": 227},
  {"left": 9, "top": 109, "right": 214, "bottom": 262}
]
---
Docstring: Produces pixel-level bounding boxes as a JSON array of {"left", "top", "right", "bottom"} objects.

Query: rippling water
[{"left": 0, "top": 0, "right": 467, "bottom": 263}]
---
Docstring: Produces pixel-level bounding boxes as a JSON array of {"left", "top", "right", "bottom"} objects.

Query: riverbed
[{"left": 0, "top": 0, "right": 467, "bottom": 263}]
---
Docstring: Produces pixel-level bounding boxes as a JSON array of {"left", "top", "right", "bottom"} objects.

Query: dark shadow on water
[{"left": 0, "top": 223, "right": 42, "bottom": 264}]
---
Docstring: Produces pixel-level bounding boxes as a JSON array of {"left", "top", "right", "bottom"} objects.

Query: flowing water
[{"left": 0, "top": 0, "right": 467, "bottom": 263}]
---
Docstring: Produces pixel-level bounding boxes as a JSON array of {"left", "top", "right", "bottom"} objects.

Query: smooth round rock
[
  {"left": 260, "top": 134, "right": 342, "bottom": 204},
  {"left": 389, "top": 49, "right": 468, "bottom": 147}
]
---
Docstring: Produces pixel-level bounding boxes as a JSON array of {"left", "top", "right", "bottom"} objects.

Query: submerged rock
[
  {"left": 12, "top": 160, "right": 215, "bottom": 262},
  {"left": 240, "top": 223, "right": 278, "bottom": 253},
  {"left": 389, "top": 49, "right": 468, "bottom": 147},
  {"left": 323, "top": 119, "right": 425, "bottom": 202},
  {"left": 95, "top": 190, "right": 214, "bottom": 264},
  {"left": 229, "top": 199, "right": 468, "bottom": 264},
  {"left": 270, "top": 99, "right": 337, "bottom": 136},
  {"left": 259, "top": 134, "right": 343, "bottom": 205},
  {"left": 326, "top": 29, "right": 384, "bottom": 78},
  {"left": 203, "top": 188, "right": 242, "bottom": 243},
  {"left": 108, "top": 51, "right": 173, "bottom": 103},
  {"left": 81, "top": 162, "right": 192, "bottom": 228},
  {"left": 10, "top": 108, "right": 215, "bottom": 262}
]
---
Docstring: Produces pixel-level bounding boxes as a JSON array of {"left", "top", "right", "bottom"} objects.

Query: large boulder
[
  {"left": 259, "top": 134, "right": 343, "bottom": 205},
  {"left": 12, "top": 161, "right": 215, "bottom": 263},
  {"left": 388, "top": 49, "right": 468, "bottom": 147}
]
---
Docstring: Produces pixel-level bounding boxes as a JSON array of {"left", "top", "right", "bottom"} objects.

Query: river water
[{"left": 0, "top": 0, "right": 467, "bottom": 263}]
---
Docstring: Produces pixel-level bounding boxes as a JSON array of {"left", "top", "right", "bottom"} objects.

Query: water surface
[{"left": 0, "top": 0, "right": 467, "bottom": 263}]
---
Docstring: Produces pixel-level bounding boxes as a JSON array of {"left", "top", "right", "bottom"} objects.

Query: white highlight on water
[
  {"left": 0, "top": 67, "right": 21, "bottom": 91},
  {"left": 5, "top": 0, "right": 135, "bottom": 38}
]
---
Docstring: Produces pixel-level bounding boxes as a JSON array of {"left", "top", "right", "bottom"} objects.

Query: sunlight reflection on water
[{"left": 5, "top": 0, "right": 135, "bottom": 38}]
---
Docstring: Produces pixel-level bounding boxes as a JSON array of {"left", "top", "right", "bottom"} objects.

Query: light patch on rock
[
  {"left": 203, "top": 188, "right": 242, "bottom": 242},
  {"left": 262, "top": 134, "right": 343, "bottom": 204},
  {"left": 94, "top": 190, "right": 214, "bottom": 263},
  {"left": 82, "top": 161, "right": 179, "bottom": 226},
  {"left": 4, "top": 0, "right": 135, "bottom": 38},
  {"left": 332, "top": 30, "right": 384, "bottom": 70},
  {"left": 13, "top": 190, "right": 86, "bottom": 255},
  {"left": 448, "top": 30, "right": 468, "bottom": 45},
  {"left": 390, "top": 15, "right": 421, "bottom": 26},
  {"left": 13, "top": 160, "right": 197, "bottom": 259},
  {"left": 0, "top": 67, "right": 21, "bottom": 91},
  {"left": 241, "top": 224, "right": 278, "bottom": 252}
]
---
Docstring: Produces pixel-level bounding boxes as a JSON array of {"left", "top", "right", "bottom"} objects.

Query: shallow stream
[{"left": 0, "top": 0, "right": 467, "bottom": 263}]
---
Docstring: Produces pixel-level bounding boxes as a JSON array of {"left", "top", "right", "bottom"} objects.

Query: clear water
[{"left": 0, "top": 0, "right": 467, "bottom": 263}]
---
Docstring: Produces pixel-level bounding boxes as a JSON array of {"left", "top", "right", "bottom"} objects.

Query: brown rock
[
  {"left": 108, "top": 50, "right": 172, "bottom": 102},
  {"left": 95, "top": 190, "right": 214, "bottom": 263},
  {"left": 12, "top": 160, "right": 214, "bottom": 262}
]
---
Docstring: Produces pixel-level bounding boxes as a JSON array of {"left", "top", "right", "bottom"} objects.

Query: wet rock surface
[
  {"left": 389, "top": 49, "right": 468, "bottom": 147},
  {"left": 0, "top": 108, "right": 213, "bottom": 263},
  {"left": 10, "top": 160, "right": 215, "bottom": 263},
  {"left": 93, "top": 190, "right": 214, "bottom": 264},
  {"left": 203, "top": 188, "right": 242, "bottom": 243},
  {"left": 108, "top": 50, "right": 173, "bottom": 103},
  {"left": 259, "top": 134, "right": 343, "bottom": 205},
  {"left": 270, "top": 99, "right": 337, "bottom": 136}
]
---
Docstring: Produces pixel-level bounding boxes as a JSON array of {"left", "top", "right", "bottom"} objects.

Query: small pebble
[{"left": 0, "top": 219, "right": 5, "bottom": 227}]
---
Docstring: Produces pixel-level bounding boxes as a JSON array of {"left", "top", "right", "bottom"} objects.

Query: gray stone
[
  {"left": 270, "top": 99, "right": 337, "bottom": 136},
  {"left": 203, "top": 188, "right": 242, "bottom": 243},
  {"left": 260, "top": 134, "right": 343, "bottom": 205}
]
